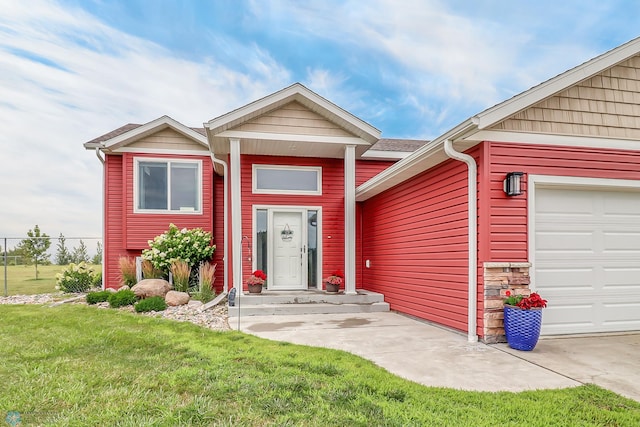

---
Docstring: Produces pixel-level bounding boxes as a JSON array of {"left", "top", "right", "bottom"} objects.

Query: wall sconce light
[{"left": 503, "top": 172, "right": 524, "bottom": 196}]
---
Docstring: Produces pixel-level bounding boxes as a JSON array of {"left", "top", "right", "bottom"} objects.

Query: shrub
[
  {"left": 193, "top": 262, "right": 216, "bottom": 302},
  {"left": 141, "top": 259, "right": 163, "bottom": 279},
  {"left": 134, "top": 296, "right": 168, "bottom": 313},
  {"left": 141, "top": 224, "right": 216, "bottom": 272},
  {"left": 92, "top": 270, "right": 103, "bottom": 288},
  {"left": 55, "top": 262, "right": 95, "bottom": 293},
  {"left": 108, "top": 289, "right": 137, "bottom": 308},
  {"left": 86, "top": 290, "right": 111, "bottom": 305},
  {"left": 170, "top": 260, "right": 191, "bottom": 292},
  {"left": 119, "top": 257, "right": 137, "bottom": 287}
]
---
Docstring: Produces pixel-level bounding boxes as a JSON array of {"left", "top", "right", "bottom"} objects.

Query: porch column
[
  {"left": 344, "top": 144, "right": 356, "bottom": 295},
  {"left": 229, "top": 138, "right": 243, "bottom": 294}
]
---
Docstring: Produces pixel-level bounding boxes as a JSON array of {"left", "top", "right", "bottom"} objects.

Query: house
[{"left": 85, "top": 37, "right": 640, "bottom": 343}]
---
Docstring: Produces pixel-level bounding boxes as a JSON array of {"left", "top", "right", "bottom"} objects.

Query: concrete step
[
  {"left": 237, "top": 290, "right": 385, "bottom": 305},
  {"left": 229, "top": 301, "right": 390, "bottom": 317}
]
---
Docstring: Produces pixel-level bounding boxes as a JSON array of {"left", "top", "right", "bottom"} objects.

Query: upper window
[
  {"left": 135, "top": 158, "right": 201, "bottom": 213},
  {"left": 253, "top": 165, "right": 322, "bottom": 195}
]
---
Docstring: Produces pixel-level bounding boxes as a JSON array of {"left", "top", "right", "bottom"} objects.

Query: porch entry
[{"left": 255, "top": 207, "right": 319, "bottom": 290}]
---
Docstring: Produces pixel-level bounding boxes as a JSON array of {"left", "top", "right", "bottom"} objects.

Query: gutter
[
  {"left": 208, "top": 153, "right": 229, "bottom": 293},
  {"left": 443, "top": 139, "right": 478, "bottom": 343},
  {"left": 94, "top": 147, "right": 105, "bottom": 290}
]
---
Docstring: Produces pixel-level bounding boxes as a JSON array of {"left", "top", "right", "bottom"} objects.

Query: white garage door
[{"left": 534, "top": 185, "right": 640, "bottom": 335}]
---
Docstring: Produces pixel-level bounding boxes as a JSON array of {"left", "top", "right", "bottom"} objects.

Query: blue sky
[{"left": 0, "top": 0, "right": 639, "bottom": 247}]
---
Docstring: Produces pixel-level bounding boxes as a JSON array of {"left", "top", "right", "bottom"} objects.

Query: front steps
[{"left": 227, "top": 289, "right": 389, "bottom": 317}]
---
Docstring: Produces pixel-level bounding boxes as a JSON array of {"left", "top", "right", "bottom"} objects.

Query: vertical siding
[
  {"left": 122, "top": 153, "right": 214, "bottom": 249},
  {"left": 361, "top": 156, "right": 472, "bottom": 332},
  {"left": 104, "top": 154, "right": 124, "bottom": 289},
  {"left": 355, "top": 159, "right": 396, "bottom": 186},
  {"left": 485, "top": 141, "right": 640, "bottom": 262},
  {"left": 240, "top": 155, "right": 345, "bottom": 289}
]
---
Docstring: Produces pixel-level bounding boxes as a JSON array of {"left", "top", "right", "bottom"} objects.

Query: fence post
[{"left": 4, "top": 238, "right": 7, "bottom": 297}]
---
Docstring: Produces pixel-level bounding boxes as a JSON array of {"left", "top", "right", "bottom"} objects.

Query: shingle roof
[{"left": 370, "top": 138, "right": 429, "bottom": 152}]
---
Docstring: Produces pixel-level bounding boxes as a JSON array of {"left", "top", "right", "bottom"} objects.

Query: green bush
[
  {"left": 108, "top": 289, "right": 137, "bottom": 308},
  {"left": 92, "top": 270, "right": 103, "bottom": 288},
  {"left": 141, "top": 224, "right": 216, "bottom": 272},
  {"left": 86, "top": 290, "right": 111, "bottom": 305},
  {"left": 55, "top": 262, "right": 96, "bottom": 293},
  {"left": 134, "top": 296, "right": 168, "bottom": 313}
]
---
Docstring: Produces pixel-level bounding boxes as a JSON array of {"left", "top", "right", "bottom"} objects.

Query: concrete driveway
[{"left": 231, "top": 312, "right": 640, "bottom": 402}]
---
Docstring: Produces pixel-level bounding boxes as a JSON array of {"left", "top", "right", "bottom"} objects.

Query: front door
[{"left": 270, "top": 210, "right": 306, "bottom": 289}]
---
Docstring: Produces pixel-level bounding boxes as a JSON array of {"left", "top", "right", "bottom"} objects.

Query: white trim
[
  {"left": 252, "top": 205, "right": 323, "bottom": 290},
  {"left": 468, "top": 130, "right": 640, "bottom": 151},
  {"left": 218, "top": 130, "right": 369, "bottom": 146},
  {"left": 230, "top": 138, "right": 243, "bottom": 293},
  {"left": 114, "top": 147, "right": 210, "bottom": 155},
  {"left": 344, "top": 145, "right": 356, "bottom": 295},
  {"left": 252, "top": 164, "right": 322, "bottom": 195},
  {"left": 102, "top": 115, "right": 207, "bottom": 149},
  {"left": 527, "top": 174, "right": 640, "bottom": 294},
  {"left": 133, "top": 157, "right": 202, "bottom": 214}
]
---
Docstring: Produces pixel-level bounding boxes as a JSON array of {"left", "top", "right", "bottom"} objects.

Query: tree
[
  {"left": 91, "top": 241, "right": 103, "bottom": 265},
  {"left": 72, "top": 240, "right": 90, "bottom": 263},
  {"left": 55, "top": 233, "right": 72, "bottom": 265},
  {"left": 20, "top": 225, "right": 51, "bottom": 279}
]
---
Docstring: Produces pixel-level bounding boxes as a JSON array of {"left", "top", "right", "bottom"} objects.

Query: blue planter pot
[{"left": 503, "top": 305, "right": 543, "bottom": 351}]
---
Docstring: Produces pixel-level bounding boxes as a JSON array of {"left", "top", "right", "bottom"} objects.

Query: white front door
[{"left": 270, "top": 210, "right": 306, "bottom": 289}]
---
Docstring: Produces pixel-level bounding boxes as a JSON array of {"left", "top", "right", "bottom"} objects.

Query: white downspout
[
  {"left": 209, "top": 154, "right": 229, "bottom": 293},
  {"left": 444, "top": 139, "right": 478, "bottom": 343}
]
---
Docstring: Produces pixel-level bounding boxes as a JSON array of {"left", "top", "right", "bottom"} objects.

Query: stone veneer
[{"left": 482, "top": 262, "right": 532, "bottom": 344}]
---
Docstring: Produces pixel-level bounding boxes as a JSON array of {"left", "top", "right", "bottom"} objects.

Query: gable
[
  {"left": 491, "top": 55, "right": 640, "bottom": 139},
  {"left": 232, "top": 101, "right": 357, "bottom": 138},
  {"left": 126, "top": 127, "right": 208, "bottom": 152}
]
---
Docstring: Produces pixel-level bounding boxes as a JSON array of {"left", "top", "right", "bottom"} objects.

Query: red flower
[
  {"left": 505, "top": 290, "right": 511, "bottom": 297},
  {"left": 252, "top": 270, "right": 267, "bottom": 280},
  {"left": 332, "top": 269, "right": 344, "bottom": 279}
]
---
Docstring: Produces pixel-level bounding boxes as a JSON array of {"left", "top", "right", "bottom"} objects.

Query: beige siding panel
[
  {"left": 128, "top": 128, "right": 206, "bottom": 151},
  {"left": 492, "top": 55, "right": 640, "bottom": 140},
  {"left": 233, "top": 101, "right": 355, "bottom": 137}
]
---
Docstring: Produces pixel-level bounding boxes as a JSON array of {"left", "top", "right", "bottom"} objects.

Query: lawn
[
  {"left": 0, "top": 305, "right": 638, "bottom": 426},
  {"left": 0, "top": 264, "right": 101, "bottom": 296}
]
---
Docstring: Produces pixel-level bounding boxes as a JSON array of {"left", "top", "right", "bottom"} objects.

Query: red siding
[
  {"left": 361, "top": 154, "right": 474, "bottom": 333},
  {"left": 212, "top": 172, "right": 226, "bottom": 293},
  {"left": 104, "top": 154, "right": 124, "bottom": 288},
  {"left": 240, "top": 155, "right": 345, "bottom": 289},
  {"left": 355, "top": 159, "right": 396, "bottom": 186},
  {"left": 482, "top": 141, "right": 640, "bottom": 262},
  {"left": 122, "top": 153, "right": 214, "bottom": 250}
]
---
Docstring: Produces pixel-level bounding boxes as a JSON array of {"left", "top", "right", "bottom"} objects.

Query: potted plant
[
  {"left": 324, "top": 269, "right": 344, "bottom": 293},
  {"left": 503, "top": 290, "right": 548, "bottom": 351},
  {"left": 247, "top": 270, "right": 267, "bottom": 294}
]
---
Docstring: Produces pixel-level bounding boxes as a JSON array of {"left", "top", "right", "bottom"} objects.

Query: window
[
  {"left": 253, "top": 165, "right": 322, "bottom": 195},
  {"left": 135, "top": 158, "right": 201, "bottom": 213}
]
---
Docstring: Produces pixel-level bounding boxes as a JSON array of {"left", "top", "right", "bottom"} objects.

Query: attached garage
[{"left": 530, "top": 176, "right": 640, "bottom": 335}]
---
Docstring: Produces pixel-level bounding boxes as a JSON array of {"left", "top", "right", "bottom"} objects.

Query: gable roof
[
  {"left": 356, "top": 37, "right": 640, "bottom": 201},
  {"left": 83, "top": 115, "right": 207, "bottom": 151}
]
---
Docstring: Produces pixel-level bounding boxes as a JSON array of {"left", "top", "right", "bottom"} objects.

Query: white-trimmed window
[
  {"left": 135, "top": 158, "right": 202, "bottom": 213},
  {"left": 253, "top": 165, "right": 322, "bottom": 195}
]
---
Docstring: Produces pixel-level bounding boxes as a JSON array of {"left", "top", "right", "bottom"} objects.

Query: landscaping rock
[
  {"left": 132, "top": 279, "right": 171, "bottom": 299},
  {"left": 165, "top": 290, "right": 190, "bottom": 306},
  {"left": 188, "top": 300, "right": 204, "bottom": 308},
  {"left": 118, "top": 285, "right": 130, "bottom": 291},
  {"left": 105, "top": 288, "right": 117, "bottom": 293}
]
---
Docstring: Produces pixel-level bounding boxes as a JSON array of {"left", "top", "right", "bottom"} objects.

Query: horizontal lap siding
[
  {"left": 355, "top": 159, "right": 396, "bottom": 186},
  {"left": 212, "top": 173, "right": 225, "bottom": 293},
  {"left": 104, "top": 154, "right": 124, "bottom": 288},
  {"left": 485, "top": 142, "right": 640, "bottom": 262},
  {"left": 361, "top": 158, "right": 471, "bottom": 332},
  {"left": 123, "top": 153, "right": 214, "bottom": 250},
  {"left": 241, "top": 155, "right": 344, "bottom": 288}
]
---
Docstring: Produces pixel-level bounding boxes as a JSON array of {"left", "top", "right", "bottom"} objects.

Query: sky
[{"left": 0, "top": 0, "right": 639, "bottom": 249}]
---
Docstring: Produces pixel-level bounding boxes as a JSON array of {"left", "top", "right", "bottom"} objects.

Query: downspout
[
  {"left": 94, "top": 148, "right": 105, "bottom": 290},
  {"left": 444, "top": 139, "right": 478, "bottom": 343},
  {"left": 209, "top": 153, "right": 229, "bottom": 293}
]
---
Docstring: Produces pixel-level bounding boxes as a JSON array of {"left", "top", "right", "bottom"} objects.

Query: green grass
[
  {"left": 0, "top": 264, "right": 101, "bottom": 296},
  {"left": 0, "top": 305, "right": 638, "bottom": 426}
]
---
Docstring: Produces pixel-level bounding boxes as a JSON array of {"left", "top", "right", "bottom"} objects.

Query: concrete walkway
[{"left": 230, "top": 312, "right": 640, "bottom": 402}]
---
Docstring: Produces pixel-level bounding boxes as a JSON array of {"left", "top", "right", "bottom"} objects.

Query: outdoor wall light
[{"left": 503, "top": 172, "right": 524, "bottom": 196}]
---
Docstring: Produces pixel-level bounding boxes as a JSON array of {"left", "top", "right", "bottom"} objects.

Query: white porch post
[
  {"left": 344, "top": 144, "right": 356, "bottom": 295},
  {"left": 229, "top": 138, "right": 243, "bottom": 294}
]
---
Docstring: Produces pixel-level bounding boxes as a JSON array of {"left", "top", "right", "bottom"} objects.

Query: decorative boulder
[
  {"left": 131, "top": 279, "right": 171, "bottom": 299},
  {"left": 118, "top": 285, "right": 130, "bottom": 291},
  {"left": 165, "top": 290, "right": 190, "bottom": 306},
  {"left": 187, "top": 300, "right": 204, "bottom": 308}
]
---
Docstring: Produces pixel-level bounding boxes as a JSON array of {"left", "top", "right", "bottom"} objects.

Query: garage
[{"left": 532, "top": 180, "right": 640, "bottom": 335}]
